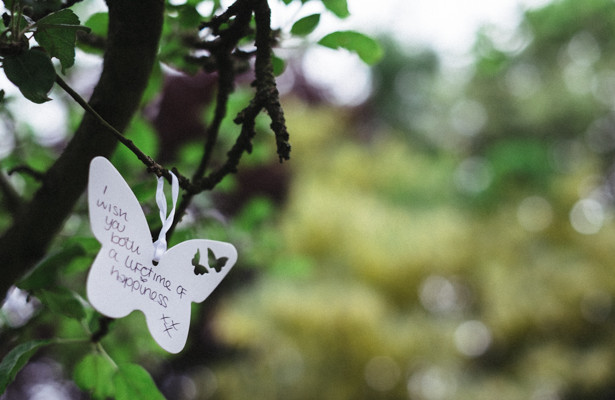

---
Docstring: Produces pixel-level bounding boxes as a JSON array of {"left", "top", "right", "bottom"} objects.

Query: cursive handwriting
[
  {"left": 96, "top": 200, "right": 128, "bottom": 222},
  {"left": 110, "top": 265, "right": 169, "bottom": 307},
  {"left": 104, "top": 216, "right": 126, "bottom": 232},
  {"left": 110, "top": 232, "right": 142, "bottom": 255}
]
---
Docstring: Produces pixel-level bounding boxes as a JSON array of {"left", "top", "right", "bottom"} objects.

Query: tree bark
[{"left": 0, "top": 0, "right": 165, "bottom": 298}]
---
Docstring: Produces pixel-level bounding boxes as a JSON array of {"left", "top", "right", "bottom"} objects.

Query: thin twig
[
  {"left": 169, "top": 0, "right": 255, "bottom": 234},
  {"left": 55, "top": 74, "right": 193, "bottom": 189},
  {"left": 193, "top": 5, "right": 252, "bottom": 180},
  {"left": 56, "top": 0, "right": 289, "bottom": 239},
  {"left": 199, "top": 0, "right": 246, "bottom": 33},
  {"left": 96, "top": 342, "right": 118, "bottom": 370},
  {"left": 90, "top": 316, "right": 113, "bottom": 343},
  {"left": 197, "top": 0, "right": 290, "bottom": 185},
  {"left": 8, "top": 165, "right": 45, "bottom": 180}
]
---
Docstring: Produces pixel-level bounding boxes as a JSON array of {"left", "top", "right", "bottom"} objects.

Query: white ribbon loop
[{"left": 152, "top": 171, "right": 179, "bottom": 263}]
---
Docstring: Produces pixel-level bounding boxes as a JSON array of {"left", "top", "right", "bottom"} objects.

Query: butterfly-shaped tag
[{"left": 86, "top": 157, "right": 237, "bottom": 353}]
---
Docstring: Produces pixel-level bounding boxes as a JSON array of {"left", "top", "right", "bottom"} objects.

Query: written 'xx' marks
[
  {"left": 161, "top": 314, "right": 180, "bottom": 338},
  {"left": 191, "top": 248, "right": 229, "bottom": 276}
]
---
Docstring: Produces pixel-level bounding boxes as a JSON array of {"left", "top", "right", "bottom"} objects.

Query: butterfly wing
[
  {"left": 86, "top": 157, "right": 154, "bottom": 319},
  {"left": 207, "top": 247, "right": 229, "bottom": 272},
  {"left": 148, "top": 239, "right": 237, "bottom": 353}
]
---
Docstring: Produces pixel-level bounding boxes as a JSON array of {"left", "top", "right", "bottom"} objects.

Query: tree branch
[
  {"left": 8, "top": 165, "right": 45, "bottom": 181},
  {"left": 169, "top": 0, "right": 253, "bottom": 234},
  {"left": 55, "top": 74, "right": 193, "bottom": 189},
  {"left": 169, "top": 0, "right": 291, "bottom": 234},
  {"left": 253, "top": 0, "right": 291, "bottom": 163},
  {"left": 192, "top": 4, "right": 251, "bottom": 182},
  {"left": 0, "top": 0, "right": 165, "bottom": 298}
]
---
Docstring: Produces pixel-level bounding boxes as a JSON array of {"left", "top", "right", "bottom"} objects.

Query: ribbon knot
[{"left": 152, "top": 172, "right": 179, "bottom": 263}]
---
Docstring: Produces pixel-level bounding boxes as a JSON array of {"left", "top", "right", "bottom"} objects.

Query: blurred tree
[
  {"left": 195, "top": 1, "right": 615, "bottom": 400},
  {"left": 464, "top": 0, "right": 615, "bottom": 200},
  {"left": 368, "top": 37, "right": 440, "bottom": 148}
]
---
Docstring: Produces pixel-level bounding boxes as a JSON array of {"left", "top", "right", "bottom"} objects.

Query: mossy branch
[{"left": 170, "top": 0, "right": 291, "bottom": 234}]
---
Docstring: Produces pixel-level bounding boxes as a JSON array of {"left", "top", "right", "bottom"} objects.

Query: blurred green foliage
[
  {"left": 202, "top": 0, "right": 615, "bottom": 399},
  {"left": 205, "top": 104, "right": 608, "bottom": 399}
]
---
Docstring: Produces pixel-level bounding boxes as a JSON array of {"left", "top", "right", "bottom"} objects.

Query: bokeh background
[{"left": 4, "top": 0, "right": 615, "bottom": 399}]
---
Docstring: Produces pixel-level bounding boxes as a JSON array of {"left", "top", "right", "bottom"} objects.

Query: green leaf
[
  {"left": 36, "top": 287, "right": 87, "bottom": 320},
  {"left": 0, "top": 339, "right": 52, "bottom": 394},
  {"left": 3, "top": 49, "right": 55, "bottom": 103},
  {"left": 18, "top": 242, "right": 87, "bottom": 290},
  {"left": 34, "top": 9, "right": 90, "bottom": 73},
  {"left": 113, "top": 364, "right": 165, "bottom": 400},
  {"left": 84, "top": 12, "right": 108, "bottom": 37},
  {"left": 78, "top": 12, "right": 108, "bottom": 55},
  {"left": 64, "top": 254, "right": 97, "bottom": 276},
  {"left": 64, "top": 236, "right": 101, "bottom": 255},
  {"left": 272, "top": 54, "right": 286, "bottom": 76},
  {"left": 140, "top": 61, "right": 162, "bottom": 106},
  {"left": 176, "top": 4, "right": 202, "bottom": 28},
  {"left": 318, "top": 30, "right": 383, "bottom": 65},
  {"left": 73, "top": 353, "right": 116, "bottom": 399},
  {"left": 291, "top": 13, "right": 320, "bottom": 36},
  {"left": 321, "top": 0, "right": 350, "bottom": 18}
]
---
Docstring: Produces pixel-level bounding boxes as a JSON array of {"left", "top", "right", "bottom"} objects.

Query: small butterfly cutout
[
  {"left": 192, "top": 248, "right": 209, "bottom": 275},
  {"left": 208, "top": 248, "right": 229, "bottom": 273},
  {"left": 191, "top": 248, "right": 229, "bottom": 275}
]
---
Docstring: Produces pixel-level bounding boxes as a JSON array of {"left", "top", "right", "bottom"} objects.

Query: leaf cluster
[
  {"left": 0, "top": 4, "right": 89, "bottom": 103},
  {"left": 74, "top": 357, "right": 165, "bottom": 400},
  {"left": 0, "top": 340, "right": 166, "bottom": 399},
  {"left": 0, "top": 235, "right": 168, "bottom": 398},
  {"left": 286, "top": 0, "right": 383, "bottom": 65}
]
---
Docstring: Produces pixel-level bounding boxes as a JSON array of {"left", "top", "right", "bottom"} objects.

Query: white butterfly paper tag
[{"left": 86, "top": 157, "right": 237, "bottom": 353}]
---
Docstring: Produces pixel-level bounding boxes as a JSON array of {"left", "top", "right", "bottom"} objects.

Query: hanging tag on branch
[{"left": 85, "top": 156, "right": 237, "bottom": 354}]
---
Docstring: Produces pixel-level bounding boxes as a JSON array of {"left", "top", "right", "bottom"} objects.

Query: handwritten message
[{"left": 86, "top": 157, "right": 237, "bottom": 353}]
